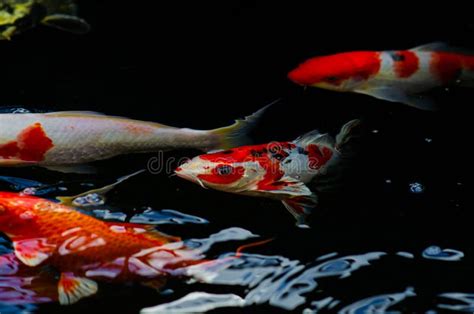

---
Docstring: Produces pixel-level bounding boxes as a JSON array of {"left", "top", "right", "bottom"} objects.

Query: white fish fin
[
  {"left": 293, "top": 130, "right": 335, "bottom": 148},
  {"left": 282, "top": 194, "right": 318, "bottom": 228},
  {"left": 44, "top": 111, "right": 107, "bottom": 117},
  {"left": 57, "top": 169, "right": 145, "bottom": 206},
  {"left": 356, "top": 87, "right": 438, "bottom": 111},
  {"left": 413, "top": 42, "right": 474, "bottom": 55},
  {"left": 208, "top": 100, "right": 277, "bottom": 151},
  {"left": 335, "top": 119, "right": 362, "bottom": 151},
  {"left": 413, "top": 42, "right": 450, "bottom": 52},
  {"left": 58, "top": 273, "right": 98, "bottom": 305},
  {"left": 41, "top": 164, "right": 97, "bottom": 174},
  {"left": 257, "top": 176, "right": 313, "bottom": 197},
  {"left": 41, "top": 14, "right": 91, "bottom": 34},
  {"left": 13, "top": 238, "right": 56, "bottom": 267}
]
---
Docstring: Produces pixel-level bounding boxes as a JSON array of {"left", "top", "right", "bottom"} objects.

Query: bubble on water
[
  {"left": 409, "top": 182, "right": 424, "bottom": 194},
  {"left": 422, "top": 246, "right": 464, "bottom": 261},
  {"left": 73, "top": 193, "right": 105, "bottom": 207},
  {"left": 372, "top": 129, "right": 379, "bottom": 134},
  {"left": 424, "top": 138, "right": 433, "bottom": 143},
  {"left": 339, "top": 288, "right": 416, "bottom": 314},
  {"left": 385, "top": 179, "right": 392, "bottom": 184}
]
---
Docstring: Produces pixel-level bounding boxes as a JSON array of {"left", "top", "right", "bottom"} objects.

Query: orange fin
[
  {"left": 13, "top": 238, "right": 56, "bottom": 267},
  {"left": 282, "top": 195, "right": 318, "bottom": 228},
  {"left": 58, "top": 273, "right": 98, "bottom": 305}
]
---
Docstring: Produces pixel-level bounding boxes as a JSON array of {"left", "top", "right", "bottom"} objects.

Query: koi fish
[
  {"left": 176, "top": 120, "right": 360, "bottom": 227},
  {"left": 0, "top": 0, "right": 90, "bottom": 40},
  {"left": 0, "top": 191, "right": 206, "bottom": 305},
  {"left": 288, "top": 42, "right": 474, "bottom": 110},
  {"left": 0, "top": 105, "right": 269, "bottom": 173}
]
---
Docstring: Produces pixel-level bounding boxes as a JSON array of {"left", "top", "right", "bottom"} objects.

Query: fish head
[
  {"left": 175, "top": 146, "right": 272, "bottom": 194},
  {"left": 288, "top": 51, "right": 381, "bottom": 92},
  {"left": 0, "top": 192, "right": 40, "bottom": 235}
]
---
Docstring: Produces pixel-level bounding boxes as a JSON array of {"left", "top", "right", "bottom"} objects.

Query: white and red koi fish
[
  {"left": 0, "top": 106, "right": 269, "bottom": 172},
  {"left": 176, "top": 120, "right": 360, "bottom": 227},
  {"left": 288, "top": 42, "right": 474, "bottom": 110}
]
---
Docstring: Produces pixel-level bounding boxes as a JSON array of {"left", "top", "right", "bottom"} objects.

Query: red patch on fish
[
  {"left": 430, "top": 52, "right": 463, "bottom": 83},
  {"left": 198, "top": 164, "right": 245, "bottom": 184},
  {"left": 288, "top": 51, "right": 381, "bottom": 86},
  {"left": 0, "top": 123, "right": 53, "bottom": 162},
  {"left": 307, "top": 144, "right": 333, "bottom": 170},
  {"left": 393, "top": 50, "right": 419, "bottom": 78}
]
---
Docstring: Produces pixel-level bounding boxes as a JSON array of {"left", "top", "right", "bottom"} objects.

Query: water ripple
[
  {"left": 438, "top": 293, "right": 474, "bottom": 312},
  {"left": 422, "top": 246, "right": 464, "bottom": 261}
]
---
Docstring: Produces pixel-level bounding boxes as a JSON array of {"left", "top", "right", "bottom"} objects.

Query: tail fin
[
  {"left": 207, "top": 100, "right": 277, "bottom": 151},
  {"left": 335, "top": 119, "right": 362, "bottom": 153}
]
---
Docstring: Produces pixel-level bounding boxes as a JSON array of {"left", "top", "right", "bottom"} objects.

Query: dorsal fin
[
  {"left": 412, "top": 42, "right": 474, "bottom": 55},
  {"left": 293, "top": 130, "right": 335, "bottom": 148},
  {"left": 44, "top": 111, "right": 107, "bottom": 117}
]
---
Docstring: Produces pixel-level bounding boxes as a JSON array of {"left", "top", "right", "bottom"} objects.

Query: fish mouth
[{"left": 174, "top": 170, "right": 208, "bottom": 189}]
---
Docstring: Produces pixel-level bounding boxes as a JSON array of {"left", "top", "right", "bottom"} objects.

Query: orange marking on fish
[
  {"left": 0, "top": 123, "right": 54, "bottom": 162},
  {"left": 124, "top": 124, "right": 154, "bottom": 135}
]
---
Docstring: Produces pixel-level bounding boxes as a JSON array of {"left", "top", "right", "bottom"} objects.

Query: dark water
[{"left": 1, "top": 1, "right": 472, "bottom": 313}]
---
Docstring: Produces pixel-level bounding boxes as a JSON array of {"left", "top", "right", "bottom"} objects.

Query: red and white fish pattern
[
  {"left": 288, "top": 42, "right": 474, "bottom": 110},
  {"left": 176, "top": 120, "right": 360, "bottom": 227}
]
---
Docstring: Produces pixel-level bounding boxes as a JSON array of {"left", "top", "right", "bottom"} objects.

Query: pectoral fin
[
  {"left": 41, "top": 14, "right": 91, "bottom": 34},
  {"left": 58, "top": 273, "right": 98, "bottom": 305},
  {"left": 282, "top": 194, "right": 318, "bottom": 228},
  {"left": 356, "top": 87, "right": 438, "bottom": 111},
  {"left": 13, "top": 238, "right": 56, "bottom": 267},
  {"left": 258, "top": 176, "right": 313, "bottom": 197}
]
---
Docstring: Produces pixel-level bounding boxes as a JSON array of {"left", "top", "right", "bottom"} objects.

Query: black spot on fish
[
  {"left": 272, "top": 181, "right": 287, "bottom": 186},
  {"left": 391, "top": 52, "right": 405, "bottom": 62},
  {"left": 220, "top": 150, "right": 233, "bottom": 154},
  {"left": 284, "top": 159, "right": 292, "bottom": 164},
  {"left": 251, "top": 150, "right": 262, "bottom": 157},
  {"left": 272, "top": 153, "right": 285, "bottom": 161}
]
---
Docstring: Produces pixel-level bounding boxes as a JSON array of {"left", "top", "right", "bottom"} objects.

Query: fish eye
[{"left": 215, "top": 164, "right": 234, "bottom": 176}]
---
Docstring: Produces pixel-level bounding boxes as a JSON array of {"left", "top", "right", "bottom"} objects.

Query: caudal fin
[
  {"left": 208, "top": 100, "right": 277, "bottom": 151},
  {"left": 335, "top": 119, "right": 362, "bottom": 153}
]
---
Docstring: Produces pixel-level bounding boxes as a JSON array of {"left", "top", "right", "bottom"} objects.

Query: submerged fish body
[
  {"left": 176, "top": 120, "right": 360, "bottom": 227},
  {"left": 288, "top": 42, "right": 474, "bottom": 110},
  {"left": 0, "top": 108, "right": 268, "bottom": 170},
  {"left": 0, "top": 192, "right": 205, "bottom": 305},
  {"left": 0, "top": 0, "right": 90, "bottom": 39}
]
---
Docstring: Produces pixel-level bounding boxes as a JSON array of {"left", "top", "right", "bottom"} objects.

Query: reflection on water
[
  {"left": 422, "top": 246, "right": 464, "bottom": 261},
  {"left": 141, "top": 292, "right": 245, "bottom": 313},
  {"left": 438, "top": 293, "right": 474, "bottom": 312},
  {"left": 337, "top": 287, "right": 416, "bottom": 314},
  {"left": 184, "top": 252, "right": 385, "bottom": 311}
]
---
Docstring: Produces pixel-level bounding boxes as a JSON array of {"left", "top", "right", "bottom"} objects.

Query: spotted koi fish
[
  {"left": 0, "top": 191, "right": 206, "bottom": 305},
  {"left": 288, "top": 42, "right": 474, "bottom": 110},
  {"left": 0, "top": 106, "right": 269, "bottom": 173},
  {"left": 176, "top": 120, "right": 360, "bottom": 227}
]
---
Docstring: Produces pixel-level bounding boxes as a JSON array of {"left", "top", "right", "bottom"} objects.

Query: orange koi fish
[
  {"left": 288, "top": 42, "right": 474, "bottom": 110},
  {"left": 0, "top": 192, "right": 206, "bottom": 305},
  {"left": 0, "top": 105, "right": 270, "bottom": 173},
  {"left": 176, "top": 120, "right": 360, "bottom": 227}
]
